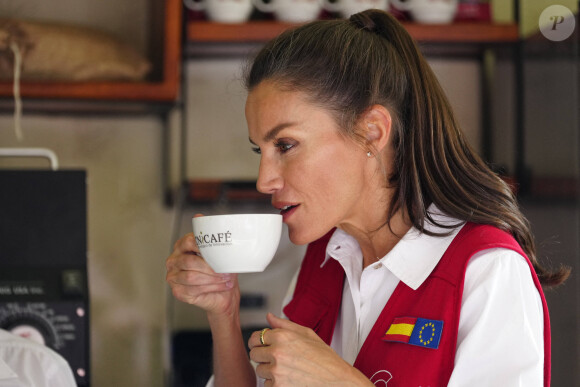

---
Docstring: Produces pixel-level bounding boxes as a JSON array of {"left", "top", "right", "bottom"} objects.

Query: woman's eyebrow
[{"left": 249, "top": 122, "right": 297, "bottom": 145}]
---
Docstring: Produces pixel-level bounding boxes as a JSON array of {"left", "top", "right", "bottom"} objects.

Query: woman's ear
[{"left": 362, "top": 104, "right": 392, "bottom": 154}]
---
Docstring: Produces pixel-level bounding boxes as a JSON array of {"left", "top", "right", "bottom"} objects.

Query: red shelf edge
[{"left": 187, "top": 20, "right": 519, "bottom": 44}]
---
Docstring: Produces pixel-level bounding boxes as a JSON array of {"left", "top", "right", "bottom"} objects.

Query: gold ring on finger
[{"left": 259, "top": 328, "right": 270, "bottom": 346}]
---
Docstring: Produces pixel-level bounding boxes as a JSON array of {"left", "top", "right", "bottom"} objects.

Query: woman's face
[{"left": 246, "top": 81, "right": 378, "bottom": 245}]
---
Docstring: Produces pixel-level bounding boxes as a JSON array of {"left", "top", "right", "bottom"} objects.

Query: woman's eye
[
  {"left": 251, "top": 147, "right": 261, "bottom": 155},
  {"left": 275, "top": 142, "right": 294, "bottom": 153}
]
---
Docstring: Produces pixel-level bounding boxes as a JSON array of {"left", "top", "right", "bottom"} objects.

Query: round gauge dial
[{"left": 0, "top": 304, "right": 61, "bottom": 349}]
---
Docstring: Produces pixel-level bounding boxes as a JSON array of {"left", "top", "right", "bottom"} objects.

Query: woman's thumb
[{"left": 266, "top": 312, "right": 296, "bottom": 330}]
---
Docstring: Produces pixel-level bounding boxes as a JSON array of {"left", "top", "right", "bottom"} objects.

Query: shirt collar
[{"left": 322, "top": 206, "right": 464, "bottom": 290}]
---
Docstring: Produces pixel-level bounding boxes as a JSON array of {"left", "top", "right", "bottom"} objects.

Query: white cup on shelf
[
  {"left": 390, "top": 0, "right": 458, "bottom": 24},
  {"left": 253, "top": 0, "right": 323, "bottom": 23},
  {"left": 184, "top": 0, "right": 254, "bottom": 23},
  {"left": 322, "top": 0, "right": 389, "bottom": 18}
]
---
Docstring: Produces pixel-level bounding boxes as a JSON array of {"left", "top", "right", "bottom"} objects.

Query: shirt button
[{"left": 374, "top": 264, "right": 382, "bottom": 270}]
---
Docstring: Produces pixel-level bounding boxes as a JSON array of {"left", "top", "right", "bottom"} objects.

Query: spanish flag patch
[{"left": 382, "top": 317, "right": 443, "bottom": 349}]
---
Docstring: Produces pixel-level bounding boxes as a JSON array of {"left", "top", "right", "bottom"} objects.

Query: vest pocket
[{"left": 283, "top": 288, "right": 334, "bottom": 344}]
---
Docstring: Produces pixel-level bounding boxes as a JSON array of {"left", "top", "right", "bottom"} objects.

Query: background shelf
[
  {"left": 187, "top": 20, "right": 519, "bottom": 44},
  {"left": 0, "top": 0, "right": 182, "bottom": 102}
]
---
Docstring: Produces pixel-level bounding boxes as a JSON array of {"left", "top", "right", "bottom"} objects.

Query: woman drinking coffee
[{"left": 166, "top": 9, "right": 569, "bottom": 386}]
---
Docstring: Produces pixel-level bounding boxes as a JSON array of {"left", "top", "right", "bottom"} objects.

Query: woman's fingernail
[{"left": 225, "top": 281, "right": 233, "bottom": 288}]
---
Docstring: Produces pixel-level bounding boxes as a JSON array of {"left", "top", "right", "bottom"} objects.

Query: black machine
[{"left": 0, "top": 169, "right": 89, "bottom": 386}]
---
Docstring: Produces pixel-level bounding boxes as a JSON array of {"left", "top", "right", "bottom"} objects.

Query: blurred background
[{"left": 0, "top": 0, "right": 578, "bottom": 386}]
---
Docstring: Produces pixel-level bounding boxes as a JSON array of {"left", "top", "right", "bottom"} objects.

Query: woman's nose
[{"left": 256, "top": 156, "right": 282, "bottom": 194}]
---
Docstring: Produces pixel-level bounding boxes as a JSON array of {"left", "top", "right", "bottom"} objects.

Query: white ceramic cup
[
  {"left": 322, "top": 0, "right": 389, "bottom": 18},
  {"left": 390, "top": 0, "right": 458, "bottom": 24},
  {"left": 184, "top": 0, "right": 254, "bottom": 23},
  {"left": 253, "top": 0, "right": 323, "bottom": 23},
  {"left": 192, "top": 214, "right": 282, "bottom": 273}
]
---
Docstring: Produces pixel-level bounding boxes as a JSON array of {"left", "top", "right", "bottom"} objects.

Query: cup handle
[
  {"left": 252, "top": 0, "right": 276, "bottom": 13},
  {"left": 183, "top": 0, "right": 205, "bottom": 11},
  {"left": 390, "top": 0, "right": 412, "bottom": 11},
  {"left": 321, "top": 0, "right": 341, "bottom": 13}
]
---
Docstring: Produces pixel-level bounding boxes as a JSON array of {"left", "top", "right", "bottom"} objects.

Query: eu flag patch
[{"left": 382, "top": 317, "right": 443, "bottom": 349}]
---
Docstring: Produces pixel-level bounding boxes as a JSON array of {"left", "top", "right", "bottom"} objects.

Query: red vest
[{"left": 283, "top": 223, "right": 551, "bottom": 386}]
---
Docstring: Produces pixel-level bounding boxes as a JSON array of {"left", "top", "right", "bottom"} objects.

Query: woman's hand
[
  {"left": 249, "top": 313, "right": 374, "bottom": 387},
  {"left": 165, "top": 220, "right": 240, "bottom": 319},
  {"left": 167, "top": 216, "right": 257, "bottom": 387}
]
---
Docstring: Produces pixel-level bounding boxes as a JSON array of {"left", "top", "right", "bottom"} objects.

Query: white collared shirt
[{"left": 0, "top": 329, "right": 77, "bottom": 387}]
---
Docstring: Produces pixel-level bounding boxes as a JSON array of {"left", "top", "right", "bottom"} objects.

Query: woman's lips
[
  {"left": 274, "top": 202, "right": 300, "bottom": 220},
  {"left": 280, "top": 204, "right": 299, "bottom": 220}
]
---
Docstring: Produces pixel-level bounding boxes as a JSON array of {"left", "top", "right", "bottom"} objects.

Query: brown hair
[{"left": 244, "top": 10, "right": 569, "bottom": 287}]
